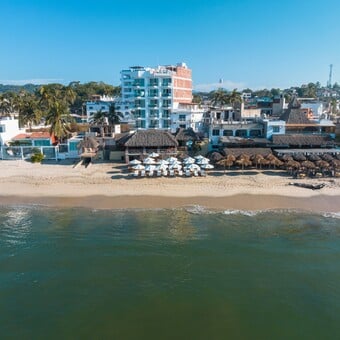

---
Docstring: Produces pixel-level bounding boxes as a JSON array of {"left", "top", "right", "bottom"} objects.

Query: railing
[{"left": 0, "top": 144, "right": 80, "bottom": 161}]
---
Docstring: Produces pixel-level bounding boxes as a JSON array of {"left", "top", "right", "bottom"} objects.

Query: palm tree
[
  {"left": 211, "top": 88, "right": 229, "bottom": 107},
  {"left": 38, "top": 85, "right": 76, "bottom": 141},
  {"left": 0, "top": 94, "right": 11, "bottom": 117},
  {"left": 92, "top": 110, "right": 107, "bottom": 137},
  {"left": 45, "top": 101, "right": 71, "bottom": 141},
  {"left": 107, "top": 104, "right": 123, "bottom": 133},
  {"left": 18, "top": 94, "right": 41, "bottom": 129},
  {"left": 228, "top": 89, "right": 242, "bottom": 107},
  {"left": 0, "top": 92, "right": 19, "bottom": 117}
]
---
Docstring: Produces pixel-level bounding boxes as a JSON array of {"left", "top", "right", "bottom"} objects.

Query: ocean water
[{"left": 1, "top": 206, "right": 340, "bottom": 339}]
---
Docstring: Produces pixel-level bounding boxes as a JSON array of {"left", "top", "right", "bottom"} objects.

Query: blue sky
[{"left": 0, "top": 0, "right": 339, "bottom": 90}]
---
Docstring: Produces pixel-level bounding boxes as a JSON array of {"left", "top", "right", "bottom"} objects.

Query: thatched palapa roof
[
  {"left": 280, "top": 97, "right": 311, "bottom": 125},
  {"left": 223, "top": 148, "right": 272, "bottom": 158},
  {"left": 124, "top": 130, "right": 178, "bottom": 148},
  {"left": 272, "top": 134, "right": 334, "bottom": 147},
  {"left": 175, "top": 128, "right": 199, "bottom": 142}
]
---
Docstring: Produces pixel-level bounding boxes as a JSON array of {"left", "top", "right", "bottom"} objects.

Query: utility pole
[{"left": 327, "top": 64, "right": 333, "bottom": 88}]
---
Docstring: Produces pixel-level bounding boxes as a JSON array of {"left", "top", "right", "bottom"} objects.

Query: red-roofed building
[{"left": 12, "top": 132, "right": 56, "bottom": 146}]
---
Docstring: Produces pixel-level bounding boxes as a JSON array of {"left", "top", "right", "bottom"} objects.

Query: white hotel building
[{"left": 121, "top": 63, "right": 201, "bottom": 131}]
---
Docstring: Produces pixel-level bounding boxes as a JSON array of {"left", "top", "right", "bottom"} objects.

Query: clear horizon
[{"left": 1, "top": 0, "right": 339, "bottom": 90}]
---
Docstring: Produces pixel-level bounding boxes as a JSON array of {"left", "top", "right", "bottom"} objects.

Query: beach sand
[{"left": 0, "top": 160, "right": 339, "bottom": 212}]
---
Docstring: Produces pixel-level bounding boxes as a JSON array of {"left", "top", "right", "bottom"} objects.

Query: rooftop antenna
[{"left": 327, "top": 64, "right": 333, "bottom": 88}]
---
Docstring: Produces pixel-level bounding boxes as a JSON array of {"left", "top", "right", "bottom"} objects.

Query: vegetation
[
  {"left": 30, "top": 149, "right": 44, "bottom": 163},
  {"left": 0, "top": 81, "right": 120, "bottom": 141},
  {"left": 210, "top": 88, "right": 242, "bottom": 107}
]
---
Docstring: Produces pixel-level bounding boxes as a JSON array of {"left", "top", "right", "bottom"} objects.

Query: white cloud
[
  {"left": 0, "top": 78, "right": 64, "bottom": 85},
  {"left": 194, "top": 80, "right": 246, "bottom": 92}
]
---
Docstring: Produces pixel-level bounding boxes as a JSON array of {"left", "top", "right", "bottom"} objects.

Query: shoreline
[
  {"left": 1, "top": 194, "right": 339, "bottom": 213},
  {"left": 0, "top": 160, "right": 339, "bottom": 213}
]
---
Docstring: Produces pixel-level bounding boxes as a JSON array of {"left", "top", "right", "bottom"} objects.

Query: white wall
[{"left": 0, "top": 118, "right": 22, "bottom": 145}]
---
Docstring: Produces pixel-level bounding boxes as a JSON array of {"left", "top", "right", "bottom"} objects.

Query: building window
[
  {"left": 212, "top": 129, "right": 220, "bottom": 136},
  {"left": 149, "top": 119, "right": 159, "bottom": 128},
  {"left": 179, "top": 124, "right": 186, "bottom": 129},
  {"left": 135, "top": 100, "right": 145, "bottom": 108},
  {"left": 163, "top": 109, "right": 170, "bottom": 118},
  {"left": 0, "top": 125, "right": 5, "bottom": 133},
  {"left": 162, "top": 89, "right": 171, "bottom": 97},
  {"left": 89, "top": 106, "right": 93, "bottom": 110},
  {"left": 149, "top": 109, "right": 159, "bottom": 118},
  {"left": 162, "top": 100, "right": 171, "bottom": 107},
  {"left": 134, "top": 79, "right": 145, "bottom": 87},
  {"left": 149, "top": 100, "right": 158, "bottom": 107},
  {"left": 162, "top": 78, "right": 172, "bottom": 86},
  {"left": 179, "top": 114, "right": 186, "bottom": 122},
  {"left": 149, "top": 89, "right": 158, "bottom": 97},
  {"left": 163, "top": 120, "right": 170, "bottom": 128},
  {"left": 273, "top": 126, "right": 280, "bottom": 133},
  {"left": 149, "top": 78, "right": 159, "bottom": 86},
  {"left": 223, "top": 130, "right": 233, "bottom": 136}
]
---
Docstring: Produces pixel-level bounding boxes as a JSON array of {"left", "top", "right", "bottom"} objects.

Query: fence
[{"left": 0, "top": 144, "right": 80, "bottom": 161}]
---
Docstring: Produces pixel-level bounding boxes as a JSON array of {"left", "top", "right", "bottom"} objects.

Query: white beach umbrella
[
  {"left": 143, "top": 157, "right": 156, "bottom": 165},
  {"left": 185, "top": 163, "right": 201, "bottom": 171},
  {"left": 156, "top": 159, "right": 169, "bottom": 165},
  {"left": 169, "top": 163, "right": 182, "bottom": 170},
  {"left": 129, "top": 159, "right": 141, "bottom": 165},
  {"left": 165, "top": 157, "right": 178, "bottom": 163},
  {"left": 145, "top": 164, "right": 156, "bottom": 171},
  {"left": 148, "top": 152, "right": 159, "bottom": 158},
  {"left": 132, "top": 164, "right": 145, "bottom": 170},
  {"left": 183, "top": 156, "right": 195, "bottom": 163},
  {"left": 196, "top": 158, "right": 210, "bottom": 165},
  {"left": 195, "top": 155, "right": 205, "bottom": 160},
  {"left": 155, "top": 164, "right": 168, "bottom": 171},
  {"left": 183, "top": 159, "right": 195, "bottom": 165},
  {"left": 201, "top": 163, "right": 214, "bottom": 169}
]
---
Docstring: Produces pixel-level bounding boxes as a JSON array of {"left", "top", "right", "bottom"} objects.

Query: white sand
[{"left": 0, "top": 160, "right": 339, "bottom": 212}]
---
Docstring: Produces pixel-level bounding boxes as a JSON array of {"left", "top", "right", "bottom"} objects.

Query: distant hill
[{"left": 0, "top": 83, "right": 40, "bottom": 94}]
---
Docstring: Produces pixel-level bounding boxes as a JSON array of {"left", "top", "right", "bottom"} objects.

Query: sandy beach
[{"left": 0, "top": 160, "right": 339, "bottom": 212}]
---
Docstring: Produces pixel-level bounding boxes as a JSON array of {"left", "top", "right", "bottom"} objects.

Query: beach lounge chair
[
  {"left": 149, "top": 170, "right": 154, "bottom": 177},
  {"left": 185, "top": 170, "right": 191, "bottom": 177},
  {"left": 133, "top": 170, "right": 139, "bottom": 177},
  {"left": 169, "top": 169, "right": 175, "bottom": 177},
  {"left": 141, "top": 170, "right": 146, "bottom": 177},
  {"left": 194, "top": 170, "right": 198, "bottom": 177},
  {"left": 157, "top": 170, "right": 162, "bottom": 177},
  {"left": 178, "top": 170, "right": 183, "bottom": 176},
  {"left": 200, "top": 170, "right": 206, "bottom": 177},
  {"left": 163, "top": 170, "right": 168, "bottom": 177}
]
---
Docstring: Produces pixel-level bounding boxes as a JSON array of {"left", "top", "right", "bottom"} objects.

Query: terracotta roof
[{"left": 13, "top": 132, "right": 52, "bottom": 140}]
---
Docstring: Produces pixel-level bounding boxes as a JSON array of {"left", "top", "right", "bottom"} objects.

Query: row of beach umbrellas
[{"left": 128, "top": 154, "right": 214, "bottom": 171}]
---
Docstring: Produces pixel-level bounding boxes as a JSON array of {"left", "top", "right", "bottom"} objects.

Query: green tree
[
  {"left": 192, "top": 93, "right": 202, "bottom": 104},
  {"left": 18, "top": 94, "right": 41, "bottom": 129},
  {"left": 228, "top": 89, "right": 242, "bottom": 107},
  {"left": 92, "top": 110, "right": 107, "bottom": 137},
  {"left": 45, "top": 101, "right": 72, "bottom": 140},
  {"left": 211, "top": 88, "right": 229, "bottom": 107}
]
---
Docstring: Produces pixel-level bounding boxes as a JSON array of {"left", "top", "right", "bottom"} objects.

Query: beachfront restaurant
[{"left": 121, "top": 130, "right": 178, "bottom": 163}]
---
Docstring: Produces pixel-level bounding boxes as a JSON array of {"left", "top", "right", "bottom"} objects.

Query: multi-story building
[
  {"left": 120, "top": 63, "right": 192, "bottom": 130},
  {"left": 85, "top": 95, "right": 115, "bottom": 123},
  {"left": 170, "top": 103, "right": 204, "bottom": 133}
]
